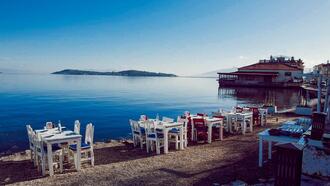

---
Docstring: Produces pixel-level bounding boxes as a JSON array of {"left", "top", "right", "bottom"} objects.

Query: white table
[
  {"left": 139, "top": 120, "right": 184, "bottom": 154},
  {"left": 222, "top": 112, "right": 253, "bottom": 134},
  {"left": 190, "top": 116, "right": 224, "bottom": 143},
  {"left": 258, "top": 129, "right": 301, "bottom": 167},
  {"left": 259, "top": 108, "right": 268, "bottom": 126},
  {"left": 36, "top": 128, "right": 82, "bottom": 176},
  {"left": 162, "top": 122, "right": 184, "bottom": 153},
  {"left": 238, "top": 112, "right": 253, "bottom": 134}
]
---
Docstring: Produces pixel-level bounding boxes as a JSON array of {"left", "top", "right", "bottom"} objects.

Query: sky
[{"left": 0, "top": 0, "right": 329, "bottom": 76}]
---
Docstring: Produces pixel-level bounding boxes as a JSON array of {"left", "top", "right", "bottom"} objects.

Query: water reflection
[{"left": 218, "top": 87, "right": 301, "bottom": 109}]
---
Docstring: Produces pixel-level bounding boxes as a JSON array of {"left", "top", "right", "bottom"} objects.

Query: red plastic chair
[
  {"left": 197, "top": 113, "right": 208, "bottom": 117},
  {"left": 192, "top": 118, "right": 208, "bottom": 142},
  {"left": 249, "top": 107, "right": 260, "bottom": 126}
]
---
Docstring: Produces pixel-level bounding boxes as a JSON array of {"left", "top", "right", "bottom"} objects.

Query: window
[{"left": 285, "top": 72, "right": 292, "bottom": 76}]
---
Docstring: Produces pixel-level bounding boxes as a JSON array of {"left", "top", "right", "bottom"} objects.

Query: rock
[{"left": 4, "top": 177, "right": 10, "bottom": 183}]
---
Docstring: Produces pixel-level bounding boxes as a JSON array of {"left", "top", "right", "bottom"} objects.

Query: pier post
[{"left": 317, "top": 75, "right": 322, "bottom": 112}]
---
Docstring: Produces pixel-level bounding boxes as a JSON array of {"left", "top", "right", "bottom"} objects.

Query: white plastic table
[
  {"left": 36, "top": 128, "right": 82, "bottom": 176},
  {"left": 258, "top": 129, "right": 301, "bottom": 167},
  {"left": 190, "top": 116, "right": 224, "bottom": 143},
  {"left": 162, "top": 122, "right": 184, "bottom": 153},
  {"left": 238, "top": 112, "right": 253, "bottom": 134},
  {"left": 139, "top": 120, "right": 184, "bottom": 154},
  {"left": 222, "top": 112, "right": 253, "bottom": 134},
  {"left": 258, "top": 108, "right": 268, "bottom": 126}
]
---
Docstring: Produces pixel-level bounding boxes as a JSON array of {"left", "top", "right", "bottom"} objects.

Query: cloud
[
  {"left": 238, "top": 56, "right": 248, "bottom": 60},
  {"left": 0, "top": 57, "right": 11, "bottom": 61}
]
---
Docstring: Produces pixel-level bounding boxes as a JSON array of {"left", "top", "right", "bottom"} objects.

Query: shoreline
[{"left": 0, "top": 113, "right": 313, "bottom": 185}]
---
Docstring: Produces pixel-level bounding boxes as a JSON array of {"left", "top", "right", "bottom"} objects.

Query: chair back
[
  {"left": 145, "top": 120, "right": 159, "bottom": 137},
  {"left": 129, "top": 119, "right": 143, "bottom": 135},
  {"left": 236, "top": 113, "right": 244, "bottom": 121},
  {"left": 177, "top": 116, "right": 188, "bottom": 130},
  {"left": 197, "top": 113, "right": 207, "bottom": 117},
  {"left": 162, "top": 116, "right": 174, "bottom": 123},
  {"left": 235, "top": 107, "right": 243, "bottom": 113},
  {"left": 192, "top": 118, "right": 206, "bottom": 128},
  {"left": 26, "top": 125, "right": 34, "bottom": 148},
  {"left": 32, "top": 130, "right": 45, "bottom": 155},
  {"left": 140, "top": 115, "right": 147, "bottom": 121},
  {"left": 85, "top": 123, "right": 94, "bottom": 146},
  {"left": 250, "top": 107, "right": 260, "bottom": 115},
  {"left": 213, "top": 115, "right": 224, "bottom": 119},
  {"left": 74, "top": 120, "right": 81, "bottom": 134},
  {"left": 184, "top": 111, "right": 190, "bottom": 117},
  {"left": 45, "top": 122, "right": 53, "bottom": 129}
]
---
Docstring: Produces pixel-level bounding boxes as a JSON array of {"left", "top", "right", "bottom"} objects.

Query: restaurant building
[
  {"left": 218, "top": 56, "right": 304, "bottom": 88},
  {"left": 313, "top": 61, "right": 330, "bottom": 78}
]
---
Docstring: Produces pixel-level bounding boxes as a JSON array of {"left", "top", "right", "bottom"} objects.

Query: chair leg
[
  {"left": 41, "top": 156, "right": 46, "bottom": 176},
  {"left": 175, "top": 136, "right": 179, "bottom": 150},
  {"left": 151, "top": 141, "right": 155, "bottom": 152},
  {"left": 140, "top": 137, "right": 144, "bottom": 149},
  {"left": 133, "top": 136, "right": 137, "bottom": 147},
  {"left": 146, "top": 140, "right": 150, "bottom": 153},
  {"left": 156, "top": 141, "right": 160, "bottom": 155},
  {"left": 59, "top": 151, "right": 64, "bottom": 173},
  {"left": 241, "top": 122, "right": 245, "bottom": 135},
  {"left": 90, "top": 150, "right": 95, "bottom": 166},
  {"left": 74, "top": 152, "right": 78, "bottom": 169}
]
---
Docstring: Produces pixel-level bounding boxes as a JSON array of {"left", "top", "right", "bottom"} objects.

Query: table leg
[
  {"left": 77, "top": 139, "right": 81, "bottom": 171},
  {"left": 250, "top": 117, "right": 253, "bottom": 132},
  {"left": 208, "top": 123, "right": 212, "bottom": 144},
  {"left": 268, "top": 141, "right": 272, "bottom": 160},
  {"left": 242, "top": 121, "right": 246, "bottom": 135},
  {"left": 259, "top": 136, "right": 263, "bottom": 167},
  {"left": 179, "top": 126, "right": 184, "bottom": 150},
  {"left": 220, "top": 124, "right": 223, "bottom": 141},
  {"left": 164, "top": 128, "right": 169, "bottom": 154},
  {"left": 191, "top": 123, "right": 194, "bottom": 141},
  {"left": 47, "top": 143, "right": 54, "bottom": 176},
  {"left": 229, "top": 117, "right": 233, "bottom": 133}
]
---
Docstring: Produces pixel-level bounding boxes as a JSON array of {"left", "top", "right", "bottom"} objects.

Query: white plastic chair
[
  {"left": 26, "top": 125, "right": 36, "bottom": 165},
  {"left": 69, "top": 123, "right": 95, "bottom": 167},
  {"left": 74, "top": 120, "right": 81, "bottom": 134},
  {"left": 145, "top": 121, "right": 164, "bottom": 154},
  {"left": 45, "top": 122, "right": 54, "bottom": 129},
  {"left": 168, "top": 116, "right": 188, "bottom": 149},
  {"left": 236, "top": 114, "right": 252, "bottom": 135},
  {"left": 129, "top": 119, "right": 146, "bottom": 149},
  {"left": 140, "top": 115, "right": 147, "bottom": 121}
]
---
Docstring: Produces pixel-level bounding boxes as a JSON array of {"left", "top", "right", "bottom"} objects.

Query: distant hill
[
  {"left": 52, "top": 69, "right": 177, "bottom": 77},
  {"left": 194, "top": 67, "right": 238, "bottom": 78}
]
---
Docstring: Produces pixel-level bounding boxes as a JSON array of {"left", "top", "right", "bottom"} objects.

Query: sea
[{"left": 0, "top": 73, "right": 301, "bottom": 154}]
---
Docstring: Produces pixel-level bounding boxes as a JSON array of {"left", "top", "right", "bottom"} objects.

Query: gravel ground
[{"left": 0, "top": 114, "right": 301, "bottom": 186}]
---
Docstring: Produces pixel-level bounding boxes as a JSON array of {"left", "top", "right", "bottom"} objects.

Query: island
[{"left": 52, "top": 69, "right": 177, "bottom": 77}]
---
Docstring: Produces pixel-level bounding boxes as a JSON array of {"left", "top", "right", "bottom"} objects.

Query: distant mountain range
[
  {"left": 52, "top": 69, "right": 177, "bottom": 77},
  {"left": 194, "top": 67, "right": 238, "bottom": 78}
]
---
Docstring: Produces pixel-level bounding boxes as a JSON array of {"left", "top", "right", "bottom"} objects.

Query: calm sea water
[{"left": 0, "top": 74, "right": 300, "bottom": 153}]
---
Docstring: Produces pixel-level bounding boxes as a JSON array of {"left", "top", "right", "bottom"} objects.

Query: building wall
[
  {"left": 313, "top": 63, "right": 330, "bottom": 77},
  {"left": 238, "top": 69, "right": 303, "bottom": 82}
]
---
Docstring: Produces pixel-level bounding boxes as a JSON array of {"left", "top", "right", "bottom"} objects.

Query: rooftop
[{"left": 238, "top": 63, "right": 302, "bottom": 71}]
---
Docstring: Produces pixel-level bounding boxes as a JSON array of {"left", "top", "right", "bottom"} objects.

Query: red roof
[
  {"left": 238, "top": 63, "right": 301, "bottom": 71},
  {"left": 218, "top": 71, "right": 278, "bottom": 76}
]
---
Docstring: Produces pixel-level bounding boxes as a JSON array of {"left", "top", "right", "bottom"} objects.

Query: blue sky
[{"left": 0, "top": 0, "right": 329, "bottom": 75}]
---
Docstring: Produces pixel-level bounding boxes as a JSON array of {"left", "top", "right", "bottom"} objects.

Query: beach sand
[{"left": 0, "top": 114, "right": 303, "bottom": 185}]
